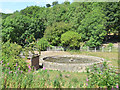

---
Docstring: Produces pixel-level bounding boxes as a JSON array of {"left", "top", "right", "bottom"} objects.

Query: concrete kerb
[{"left": 39, "top": 55, "right": 105, "bottom": 72}]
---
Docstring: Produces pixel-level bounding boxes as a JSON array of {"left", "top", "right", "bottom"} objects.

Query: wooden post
[{"left": 31, "top": 55, "right": 40, "bottom": 70}]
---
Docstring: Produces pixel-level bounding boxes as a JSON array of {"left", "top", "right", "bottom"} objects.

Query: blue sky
[{"left": 0, "top": 0, "right": 73, "bottom": 14}]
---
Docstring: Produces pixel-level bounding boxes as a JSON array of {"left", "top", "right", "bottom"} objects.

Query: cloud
[
  {"left": 0, "top": 0, "right": 119, "bottom": 2},
  {"left": 0, "top": 8, "right": 2, "bottom": 12},
  {"left": 35, "top": 1, "right": 41, "bottom": 5},
  {"left": 45, "top": 0, "right": 56, "bottom": 4},
  {"left": 0, "top": 8, "right": 14, "bottom": 13},
  {"left": 0, "top": 0, "right": 56, "bottom": 2},
  {"left": 4, "top": 9, "right": 14, "bottom": 13},
  {"left": 0, "top": 0, "right": 35, "bottom": 2},
  {"left": 34, "top": 0, "right": 56, "bottom": 5}
]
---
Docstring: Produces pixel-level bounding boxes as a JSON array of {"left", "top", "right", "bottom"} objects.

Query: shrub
[
  {"left": 61, "top": 31, "right": 81, "bottom": 49},
  {"left": 86, "top": 62, "right": 119, "bottom": 88},
  {"left": 2, "top": 41, "right": 28, "bottom": 72},
  {"left": 36, "top": 38, "right": 50, "bottom": 51},
  {"left": 108, "top": 43, "right": 113, "bottom": 47}
]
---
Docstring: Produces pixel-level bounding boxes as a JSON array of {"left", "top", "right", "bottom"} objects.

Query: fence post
[
  {"left": 102, "top": 46, "right": 104, "bottom": 52},
  {"left": 55, "top": 46, "right": 56, "bottom": 51},
  {"left": 87, "top": 46, "right": 89, "bottom": 52},
  {"left": 80, "top": 46, "right": 82, "bottom": 51},
  {"left": 95, "top": 47, "right": 96, "bottom": 52},
  {"left": 109, "top": 47, "right": 112, "bottom": 52}
]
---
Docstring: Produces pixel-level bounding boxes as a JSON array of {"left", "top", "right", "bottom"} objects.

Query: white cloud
[
  {"left": 0, "top": 8, "right": 14, "bottom": 13},
  {"left": 0, "top": 0, "right": 35, "bottom": 2},
  {"left": 35, "top": 1, "right": 41, "bottom": 5},
  {"left": 0, "top": 0, "right": 119, "bottom": 2},
  {"left": 46, "top": 0, "right": 56, "bottom": 4},
  {"left": 0, "top": 8, "right": 2, "bottom": 12},
  {"left": 34, "top": 0, "right": 56, "bottom": 5},
  {"left": 4, "top": 9, "right": 13, "bottom": 13},
  {"left": 0, "top": 0, "right": 54, "bottom": 2}
]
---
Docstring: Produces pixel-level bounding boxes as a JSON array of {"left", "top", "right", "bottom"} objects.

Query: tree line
[{"left": 1, "top": 1, "right": 120, "bottom": 49}]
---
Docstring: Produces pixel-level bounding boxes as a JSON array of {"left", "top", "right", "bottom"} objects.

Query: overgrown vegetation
[
  {"left": 2, "top": 41, "right": 28, "bottom": 72},
  {"left": 1, "top": 1, "right": 119, "bottom": 89},
  {"left": 1, "top": 61, "right": 119, "bottom": 88},
  {"left": 86, "top": 62, "right": 119, "bottom": 88}
]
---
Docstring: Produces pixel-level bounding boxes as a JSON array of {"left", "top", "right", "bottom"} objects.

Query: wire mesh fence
[
  {"left": 46, "top": 46, "right": 118, "bottom": 52},
  {"left": 47, "top": 46, "right": 64, "bottom": 51},
  {"left": 79, "top": 46, "right": 118, "bottom": 52}
]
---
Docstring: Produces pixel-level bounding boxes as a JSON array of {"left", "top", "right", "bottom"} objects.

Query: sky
[
  {"left": 0, "top": 0, "right": 73, "bottom": 14},
  {"left": 0, "top": 0, "right": 119, "bottom": 13}
]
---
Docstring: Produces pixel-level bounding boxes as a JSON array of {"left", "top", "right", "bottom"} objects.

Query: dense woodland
[{"left": 1, "top": 1, "right": 120, "bottom": 49}]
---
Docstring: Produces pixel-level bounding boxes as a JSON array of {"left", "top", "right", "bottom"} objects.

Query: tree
[
  {"left": 2, "top": 13, "right": 31, "bottom": 45},
  {"left": 2, "top": 12, "right": 46, "bottom": 46},
  {"left": 61, "top": 31, "right": 81, "bottom": 49},
  {"left": 100, "top": 2, "right": 120, "bottom": 40},
  {"left": 52, "top": 1, "right": 58, "bottom": 6},
  {"left": 46, "top": 4, "right": 51, "bottom": 8},
  {"left": 64, "top": 0, "right": 70, "bottom": 5},
  {"left": 1, "top": 13, "right": 12, "bottom": 19},
  {"left": 20, "top": 6, "right": 45, "bottom": 18},
  {"left": 44, "top": 22, "right": 73, "bottom": 46},
  {"left": 66, "top": 2, "right": 92, "bottom": 31},
  {"left": 77, "top": 7, "right": 107, "bottom": 47}
]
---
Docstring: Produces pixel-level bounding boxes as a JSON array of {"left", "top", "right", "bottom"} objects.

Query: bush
[
  {"left": 2, "top": 41, "right": 28, "bottom": 72},
  {"left": 86, "top": 62, "right": 119, "bottom": 88},
  {"left": 108, "top": 43, "right": 113, "bottom": 47},
  {"left": 61, "top": 31, "right": 81, "bottom": 49},
  {"left": 36, "top": 38, "right": 50, "bottom": 51}
]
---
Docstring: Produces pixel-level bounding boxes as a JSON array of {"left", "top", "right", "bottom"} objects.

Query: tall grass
[
  {"left": 2, "top": 61, "right": 119, "bottom": 88},
  {"left": 2, "top": 63, "right": 88, "bottom": 88}
]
